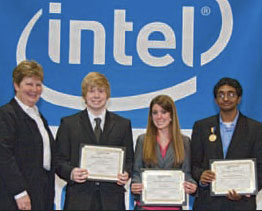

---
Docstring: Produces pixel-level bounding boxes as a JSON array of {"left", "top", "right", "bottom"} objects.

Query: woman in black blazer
[
  {"left": 131, "top": 95, "right": 197, "bottom": 210},
  {"left": 0, "top": 61, "right": 55, "bottom": 210}
]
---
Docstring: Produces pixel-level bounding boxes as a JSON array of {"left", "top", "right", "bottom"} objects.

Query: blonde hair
[
  {"left": 81, "top": 72, "right": 111, "bottom": 100},
  {"left": 143, "top": 95, "right": 184, "bottom": 166},
  {"left": 13, "top": 60, "right": 44, "bottom": 85}
]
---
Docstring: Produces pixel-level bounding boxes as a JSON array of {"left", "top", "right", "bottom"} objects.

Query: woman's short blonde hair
[
  {"left": 13, "top": 60, "right": 44, "bottom": 85},
  {"left": 81, "top": 72, "right": 111, "bottom": 99}
]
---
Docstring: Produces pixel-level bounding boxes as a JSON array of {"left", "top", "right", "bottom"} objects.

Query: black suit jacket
[
  {"left": 55, "top": 110, "right": 134, "bottom": 210},
  {"left": 191, "top": 113, "right": 262, "bottom": 210},
  {"left": 0, "top": 99, "right": 55, "bottom": 210}
]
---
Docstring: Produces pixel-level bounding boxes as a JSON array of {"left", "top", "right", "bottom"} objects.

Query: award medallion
[
  {"left": 209, "top": 134, "right": 217, "bottom": 142},
  {"left": 209, "top": 127, "right": 217, "bottom": 142}
]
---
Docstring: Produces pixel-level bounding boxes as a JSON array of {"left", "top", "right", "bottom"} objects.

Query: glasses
[{"left": 217, "top": 91, "right": 237, "bottom": 100}]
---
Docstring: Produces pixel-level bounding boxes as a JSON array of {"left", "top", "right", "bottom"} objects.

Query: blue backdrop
[{"left": 1, "top": 0, "right": 262, "bottom": 209}]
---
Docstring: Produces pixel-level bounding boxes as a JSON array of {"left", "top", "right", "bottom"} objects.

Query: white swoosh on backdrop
[{"left": 201, "top": 0, "right": 233, "bottom": 66}]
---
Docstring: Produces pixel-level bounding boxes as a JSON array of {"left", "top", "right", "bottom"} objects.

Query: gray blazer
[{"left": 132, "top": 134, "right": 196, "bottom": 185}]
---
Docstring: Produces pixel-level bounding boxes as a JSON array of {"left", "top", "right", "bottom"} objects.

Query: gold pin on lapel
[{"left": 209, "top": 127, "right": 217, "bottom": 142}]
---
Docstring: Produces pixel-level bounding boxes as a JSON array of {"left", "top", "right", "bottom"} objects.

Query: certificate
[
  {"left": 211, "top": 159, "right": 257, "bottom": 196},
  {"left": 141, "top": 170, "right": 186, "bottom": 206},
  {"left": 80, "top": 145, "right": 125, "bottom": 181}
]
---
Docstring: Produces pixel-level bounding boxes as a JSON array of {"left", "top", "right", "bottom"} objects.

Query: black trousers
[
  {"left": 90, "top": 185, "right": 103, "bottom": 210},
  {"left": 0, "top": 169, "right": 54, "bottom": 210},
  {"left": 31, "top": 169, "right": 54, "bottom": 210}
]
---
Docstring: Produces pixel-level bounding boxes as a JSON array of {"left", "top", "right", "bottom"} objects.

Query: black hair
[{"left": 213, "top": 77, "right": 243, "bottom": 98}]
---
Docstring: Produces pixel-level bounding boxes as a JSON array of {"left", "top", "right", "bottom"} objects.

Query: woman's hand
[
  {"left": 131, "top": 183, "right": 143, "bottom": 195},
  {"left": 71, "top": 168, "right": 89, "bottom": 183},
  {"left": 16, "top": 194, "right": 31, "bottom": 210},
  {"left": 184, "top": 181, "right": 197, "bottom": 194}
]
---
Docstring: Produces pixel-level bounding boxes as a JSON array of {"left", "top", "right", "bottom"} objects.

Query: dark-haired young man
[{"left": 191, "top": 77, "right": 262, "bottom": 210}]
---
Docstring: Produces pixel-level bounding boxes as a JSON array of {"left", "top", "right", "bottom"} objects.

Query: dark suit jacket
[
  {"left": 132, "top": 134, "right": 196, "bottom": 201},
  {"left": 191, "top": 113, "right": 262, "bottom": 210},
  {"left": 55, "top": 110, "right": 134, "bottom": 210},
  {"left": 0, "top": 99, "right": 55, "bottom": 210}
]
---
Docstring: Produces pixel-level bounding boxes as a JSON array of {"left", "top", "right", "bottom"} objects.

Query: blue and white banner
[{"left": 0, "top": 0, "right": 262, "bottom": 209}]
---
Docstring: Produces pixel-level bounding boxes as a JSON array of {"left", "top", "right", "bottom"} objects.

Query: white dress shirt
[{"left": 87, "top": 108, "right": 106, "bottom": 131}]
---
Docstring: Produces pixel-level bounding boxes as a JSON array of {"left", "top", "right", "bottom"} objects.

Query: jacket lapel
[
  {"left": 156, "top": 145, "right": 164, "bottom": 167},
  {"left": 100, "top": 111, "right": 115, "bottom": 145},
  {"left": 209, "top": 115, "right": 224, "bottom": 159},
  {"left": 40, "top": 114, "right": 55, "bottom": 157},
  {"left": 10, "top": 99, "right": 39, "bottom": 133},
  {"left": 226, "top": 113, "right": 246, "bottom": 159},
  {"left": 80, "top": 110, "right": 98, "bottom": 145},
  {"left": 159, "top": 144, "right": 174, "bottom": 168},
  {"left": 10, "top": 99, "right": 45, "bottom": 166}
]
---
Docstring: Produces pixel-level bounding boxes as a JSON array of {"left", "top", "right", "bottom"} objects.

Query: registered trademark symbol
[{"left": 201, "top": 6, "right": 211, "bottom": 16}]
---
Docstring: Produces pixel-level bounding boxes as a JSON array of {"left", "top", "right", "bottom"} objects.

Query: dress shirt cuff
[
  {"left": 14, "top": 190, "right": 28, "bottom": 200},
  {"left": 70, "top": 170, "right": 74, "bottom": 181}
]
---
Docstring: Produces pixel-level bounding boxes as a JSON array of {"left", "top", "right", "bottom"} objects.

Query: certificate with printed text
[
  {"left": 141, "top": 170, "right": 186, "bottom": 206},
  {"left": 211, "top": 159, "right": 257, "bottom": 196},
  {"left": 80, "top": 145, "right": 125, "bottom": 182}
]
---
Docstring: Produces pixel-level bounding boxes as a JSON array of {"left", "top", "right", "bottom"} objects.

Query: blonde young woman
[{"left": 131, "top": 95, "right": 197, "bottom": 210}]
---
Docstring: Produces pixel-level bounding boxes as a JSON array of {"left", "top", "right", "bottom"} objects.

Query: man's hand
[
  {"left": 227, "top": 190, "right": 242, "bottom": 201},
  {"left": 117, "top": 171, "right": 129, "bottom": 185},
  {"left": 16, "top": 194, "right": 31, "bottom": 210},
  {"left": 200, "top": 170, "right": 216, "bottom": 185},
  {"left": 71, "top": 168, "right": 89, "bottom": 183}
]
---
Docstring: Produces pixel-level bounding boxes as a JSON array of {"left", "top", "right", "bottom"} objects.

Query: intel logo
[{"left": 16, "top": 0, "right": 233, "bottom": 111}]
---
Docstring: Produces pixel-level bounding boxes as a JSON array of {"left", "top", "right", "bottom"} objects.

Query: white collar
[
  {"left": 86, "top": 108, "right": 106, "bottom": 130},
  {"left": 15, "top": 96, "right": 39, "bottom": 116}
]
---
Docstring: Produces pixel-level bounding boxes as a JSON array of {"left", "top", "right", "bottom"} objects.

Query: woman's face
[
  {"left": 14, "top": 76, "right": 42, "bottom": 107},
  {"left": 151, "top": 104, "right": 172, "bottom": 131}
]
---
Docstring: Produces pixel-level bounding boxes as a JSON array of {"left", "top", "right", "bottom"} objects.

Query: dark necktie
[{"left": 94, "top": 118, "right": 102, "bottom": 143}]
